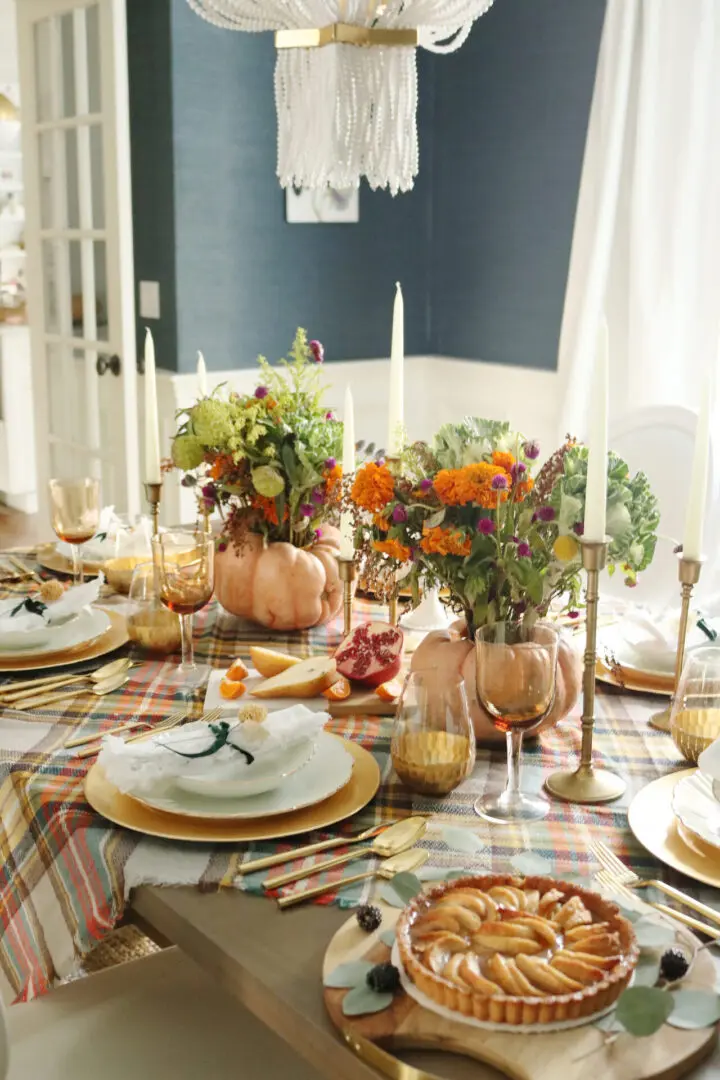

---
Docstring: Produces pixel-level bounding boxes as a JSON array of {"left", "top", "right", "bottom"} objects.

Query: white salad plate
[
  {"left": 671, "top": 771, "right": 720, "bottom": 854},
  {"left": 0, "top": 606, "right": 109, "bottom": 658},
  {"left": 133, "top": 731, "right": 354, "bottom": 820},
  {"left": 204, "top": 666, "right": 330, "bottom": 715},
  {"left": 175, "top": 737, "right": 316, "bottom": 799}
]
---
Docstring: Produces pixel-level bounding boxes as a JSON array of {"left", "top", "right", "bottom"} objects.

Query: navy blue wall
[
  {"left": 431, "top": 0, "right": 606, "bottom": 368},
  {"left": 128, "top": 0, "right": 605, "bottom": 373}
]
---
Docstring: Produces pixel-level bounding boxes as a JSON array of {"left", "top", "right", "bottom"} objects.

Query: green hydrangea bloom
[
  {"left": 190, "top": 399, "right": 233, "bottom": 445},
  {"left": 172, "top": 434, "right": 205, "bottom": 471}
]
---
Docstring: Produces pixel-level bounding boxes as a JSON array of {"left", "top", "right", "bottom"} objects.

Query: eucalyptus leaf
[
  {"left": 633, "top": 954, "right": 662, "bottom": 987},
  {"left": 634, "top": 919, "right": 677, "bottom": 949},
  {"left": 615, "top": 987, "right": 674, "bottom": 1036},
  {"left": 615, "top": 903, "right": 644, "bottom": 925},
  {"left": 341, "top": 984, "right": 395, "bottom": 1017},
  {"left": 438, "top": 826, "right": 486, "bottom": 855},
  {"left": 593, "top": 1012, "right": 624, "bottom": 1033},
  {"left": 509, "top": 852, "right": 552, "bottom": 876},
  {"left": 379, "top": 872, "right": 422, "bottom": 908},
  {"left": 324, "top": 961, "right": 373, "bottom": 989},
  {"left": 666, "top": 991, "right": 720, "bottom": 1030},
  {"left": 379, "top": 929, "right": 396, "bottom": 947}
]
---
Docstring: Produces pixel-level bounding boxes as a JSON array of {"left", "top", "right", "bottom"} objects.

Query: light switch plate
[{"left": 139, "top": 280, "right": 160, "bottom": 319}]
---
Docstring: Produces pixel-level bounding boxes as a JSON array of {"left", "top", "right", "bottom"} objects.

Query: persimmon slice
[
  {"left": 220, "top": 679, "right": 247, "bottom": 700},
  {"left": 375, "top": 679, "right": 402, "bottom": 702},
  {"left": 226, "top": 659, "right": 250, "bottom": 682},
  {"left": 323, "top": 677, "right": 351, "bottom": 701}
]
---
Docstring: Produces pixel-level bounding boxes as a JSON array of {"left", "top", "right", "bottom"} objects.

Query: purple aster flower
[
  {"left": 201, "top": 483, "right": 216, "bottom": 500},
  {"left": 523, "top": 439, "right": 540, "bottom": 460},
  {"left": 255, "top": 385, "right": 269, "bottom": 399},
  {"left": 392, "top": 504, "right": 408, "bottom": 524},
  {"left": 309, "top": 339, "right": 325, "bottom": 364},
  {"left": 491, "top": 474, "right": 508, "bottom": 491},
  {"left": 537, "top": 506, "right": 555, "bottom": 522},
  {"left": 477, "top": 517, "right": 496, "bottom": 535},
  {"left": 311, "top": 488, "right": 325, "bottom": 505},
  {"left": 376, "top": 458, "right": 386, "bottom": 467},
  {"left": 315, "top": 528, "right": 323, "bottom": 541},
  {"left": 325, "top": 411, "right": 335, "bottom": 421},
  {"left": 217, "top": 541, "right": 228, "bottom": 554},
  {"left": 567, "top": 610, "right": 580, "bottom": 620},
  {"left": 300, "top": 503, "right": 314, "bottom": 518},
  {"left": 324, "top": 457, "right": 337, "bottom": 469},
  {"left": 531, "top": 511, "right": 539, "bottom": 522},
  {"left": 509, "top": 536, "right": 519, "bottom": 544},
  {"left": 510, "top": 462, "right": 527, "bottom": 482},
  {"left": 517, "top": 541, "right": 531, "bottom": 558},
  {"left": 573, "top": 522, "right": 584, "bottom": 536},
  {"left": 419, "top": 478, "right": 433, "bottom": 492}
]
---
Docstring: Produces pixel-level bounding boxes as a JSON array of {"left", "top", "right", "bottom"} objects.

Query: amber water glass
[
  {"left": 48, "top": 477, "right": 100, "bottom": 584},
  {"left": 152, "top": 530, "right": 214, "bottom": 691},
  {"left": 474, "top": 622, "right": 559, "bottom": 824},
  {"left": 391, "top": 672, "right": 475, "bottom": 796}
]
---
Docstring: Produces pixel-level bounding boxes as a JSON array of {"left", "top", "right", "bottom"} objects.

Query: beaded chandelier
[{"left": 186, "top": 1, "right": 495, "bottom": 194}]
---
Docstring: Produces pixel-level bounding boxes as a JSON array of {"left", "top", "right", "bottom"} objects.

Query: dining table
[{"left": 2, "top": 546, "right": 720, "bottom": 1078}]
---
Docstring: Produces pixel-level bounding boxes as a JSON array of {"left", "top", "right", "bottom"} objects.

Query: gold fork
[
  {"left": 74, "top": 707, "right": 224, "bottom": 759},
  {"left": 595, "top": 870, "right": 720, "bottom": 941},
  {"left": 238, "top": 818, "right": 420, "bottom": 876},
  {"left": 65, "top": 709, "right": 188, "bottom": 750},
  {"left": 591, "top": 839, "right": 720, "bottom": 929}
]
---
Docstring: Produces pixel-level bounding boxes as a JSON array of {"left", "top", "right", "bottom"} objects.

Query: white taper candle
[
  {"left": 683, "top": 368, "right": 713, "bottom": 561},
  {"left": 340, "top": 386, "right": 355, "bottom": 560},
  {"left": 143, "top": 328, "right": 162, "bottom": 485},
  {"left": 583, "top": 318, "right": 609, "bottom": 543},
  {"left": 197, "top": 350, "right": 208, "bottom": 397},
  {"left": 387, "top": 282, "right": 404, "bottom": 456}
]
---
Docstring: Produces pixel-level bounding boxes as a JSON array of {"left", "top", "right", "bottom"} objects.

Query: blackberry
[
  {"left": 366, "top": 962, "right": 401, "bottom": 994},
  {"left": 356, "top": 904, "right": 383, "bottom": 934},
  {"left": 660, "top": 947, "right": 689, "bottom": 982}
]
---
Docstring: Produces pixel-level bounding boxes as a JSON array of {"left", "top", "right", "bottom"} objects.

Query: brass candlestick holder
[
  {"left": 144, "top": 481, "right": 162, "bottom": 539},
  {"left": 336, "top": 555, "right": 357, "bottom": 637},
  {"left": 649, "top": 553, "right": 705, "bottom": 732},
  {"left": 545, "top": 538, "right": 626, "bottom": 804}
]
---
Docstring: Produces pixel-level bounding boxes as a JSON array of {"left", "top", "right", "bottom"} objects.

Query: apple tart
[{"left": 396, "top": 874, "right": 638, "bottom": 1026}]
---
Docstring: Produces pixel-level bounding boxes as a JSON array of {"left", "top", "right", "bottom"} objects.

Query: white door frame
[{"left": 16, "top": 0, "right": 139, "bottom": 526}]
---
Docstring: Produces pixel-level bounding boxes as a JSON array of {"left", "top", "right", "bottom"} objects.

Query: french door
[{"left": 16, "top": 0, "right": 139, "bottom": 523}]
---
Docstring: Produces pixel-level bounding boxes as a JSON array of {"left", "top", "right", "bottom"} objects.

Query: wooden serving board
[
  {"left": 329, "top": 688, "right": 397, "bottom": 718},
  {"left": 323, "top": 904, "right": 717, "bottom": 1080}
]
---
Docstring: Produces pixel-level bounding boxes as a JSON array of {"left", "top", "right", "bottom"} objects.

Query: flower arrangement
[
  {"left": 351, "top": 418, "right": 660, "bottom": 633},
  {"left": 171, "top": 329, "right": 343, "bottom": 548}
]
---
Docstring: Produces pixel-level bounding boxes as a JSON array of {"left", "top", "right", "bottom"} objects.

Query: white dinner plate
[
  {"left": 175, "top": 737, "right": 316, "bottom": 799},
  {"left": 598, "top": 624, "right": 675, "bottom": 679},
  {"left": 204, "top": 666, "right": 330, "bottom": 715},
  {"left": 0, "top": 607, "right": 110, "bottom": 659},
  {"left": 671, "top": 771, "right": 720, "bottom": 854},
  {"left": 132, "top": 731, "right": 354, "bottom": 820}
]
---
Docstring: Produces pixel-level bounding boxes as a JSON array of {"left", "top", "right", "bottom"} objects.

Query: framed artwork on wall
[{"left": 285, "top": 186, "right": 359, "bottom": 224}]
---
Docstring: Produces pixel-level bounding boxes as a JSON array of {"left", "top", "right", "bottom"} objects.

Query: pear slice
[
  {"left": 249, "top": 646, "right": 301, "bottom": 679},
  {"left": 251, "top": 656, "right": 338, "bottom": 699}
]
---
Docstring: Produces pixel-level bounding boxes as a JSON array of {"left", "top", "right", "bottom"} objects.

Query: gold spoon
[
  {"left": 277, "top": 847, "right": 428, "bottom": 909},
  {"left": 266, "top": 817, "right": 428, "bottom": 890},
  {"left": 0, "top": 658, "right": 133, "bottom": 703},
  {"left": 11, "top": 670, "right": 130, "bottom": 711}
]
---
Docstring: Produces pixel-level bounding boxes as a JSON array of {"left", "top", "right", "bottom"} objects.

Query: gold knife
[
  {"left": 342, "top": 1031, "right": 443, "bottom": 1080},
  {"left": 238, "top": 818, "right": 422, "bottom": 876}
]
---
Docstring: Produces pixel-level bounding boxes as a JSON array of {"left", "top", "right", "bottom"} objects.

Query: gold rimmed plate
[
  {"left": 0, "top": 610, "right": 128, "bottom": 673},
  {"left": 35, "top": 542, "right": 104, "bottom": 579},
  {"left": 84, "top": 736, "right": 381, "bottom": 843},
  {"left": 596, "top": 658, "right": 673, "bottom": 696},
  {"left": 627, "top": 769, "right": 720, "bottom": 889}
]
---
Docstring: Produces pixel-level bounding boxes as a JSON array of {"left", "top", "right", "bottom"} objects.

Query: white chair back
[{"left": 606, "top": 405, "right": 717, "bottom": 610}]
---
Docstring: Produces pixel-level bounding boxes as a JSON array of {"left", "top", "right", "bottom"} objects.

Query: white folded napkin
[
  {"left": 0, "top": 573, "right": 104, "bottom": 635},
  {"left": 599, "top": 604, "right": 715, "bottom": 673},
  {"left": 97, "top": 705, "right": 329, "bottom": 796}
]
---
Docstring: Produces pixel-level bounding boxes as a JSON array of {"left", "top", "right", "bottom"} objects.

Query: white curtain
[{"left": 558, "top": 0, "right": 720, "bottom": 440}]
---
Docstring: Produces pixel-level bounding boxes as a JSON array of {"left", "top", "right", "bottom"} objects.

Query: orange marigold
[
  {"left": 209, "top": 454, "right": 234, "bottom": 481},
  {"left": 323, "top": 462, "right": 343, "bottom": 497},
  {"left": 373, "top": 514, "right": 391, "bottom": 532},
  {"left": 514, "top": 476, "right": 535, "bottom": 502},
  {"left": 251, "top": 494, "right": 287, "bottom": 525},
  {"left": 420, "top": 525, "right": 472, "bottom": 557},
  {"left": 373, "top": 538, "right": 412, "bottom": 562},
  {"left": 492, "top": 450, "right": 516, "bottom": 472},
  {"left": 351, "top": 462, "right": 394, "bottom": 512},
  {"left": 434, "top": 463, "right": 510, "bottom": 509}
]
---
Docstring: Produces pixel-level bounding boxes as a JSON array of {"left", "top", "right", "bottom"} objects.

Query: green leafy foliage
[
  {"left": 379, "top": 872, "right": 423, "bottom": 908},
  {"left": 323, "top": 961, "right": 373, "bottom": 988},
  {"left": 666, "top": 991, "right": 720, "bottom": 1029},
  {"left": 614, "top": 986, "right": 675, "bottom": 1036},
  {"left": 341, "top": 985, "right": 395, "bottom": 1017}
]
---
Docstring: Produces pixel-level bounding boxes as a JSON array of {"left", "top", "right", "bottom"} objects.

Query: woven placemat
[{"left": 79, "top": 925, "right": 160, "bottom": 976}]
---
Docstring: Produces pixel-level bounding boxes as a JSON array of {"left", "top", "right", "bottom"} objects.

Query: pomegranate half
[{"left": 335, "top": 622, "right": 404, "bottom": 687}]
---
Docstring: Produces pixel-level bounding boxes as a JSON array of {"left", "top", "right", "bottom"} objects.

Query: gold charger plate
[
  {"left": 84, "top": 736, "right": 381, "bottom": 842},
  {"left": 596, "top": 659, "right": 673, "bottom": 696},
  {"left": 627, "top": 768, "right": 720, "bottom": 889},
  {"left": 36, "top": 542, "right": 103, "bottom": 578},
  {"left": 0, "top": 610, "right": 128, "bottom": 673}
]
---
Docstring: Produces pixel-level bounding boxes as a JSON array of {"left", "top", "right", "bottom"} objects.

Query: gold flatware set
[
  {"left": 0, "top": 657, "right": 134, "bottom": 710},
  {"left": 278, "top": 847, "right": 428, "bottom": 909},
  {"left": 72, "top": 707, "right": 224, "bottom": 759}
]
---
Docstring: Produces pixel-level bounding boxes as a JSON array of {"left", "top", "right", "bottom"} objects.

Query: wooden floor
[{"left": 0, "top": 505, "right": 41, "bottom": 548}]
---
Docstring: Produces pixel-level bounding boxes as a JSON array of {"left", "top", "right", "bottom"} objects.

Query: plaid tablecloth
[{"left": 0, "top": 560, "right": 703, "bottom": 1002}]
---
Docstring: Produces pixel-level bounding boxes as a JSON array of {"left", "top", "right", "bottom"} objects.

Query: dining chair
[
  {"left": 607, "top": 404, "right": 719, "bottom": 610},
  {"left": 1, "top": 946, "right": 320, "bottom": 1079}
]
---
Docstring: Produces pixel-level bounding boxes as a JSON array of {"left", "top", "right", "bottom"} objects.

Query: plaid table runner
[{"left": 0, "top": 559, "right": 705, "bottom": 1003}]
